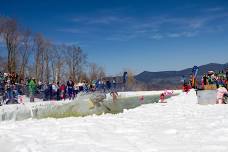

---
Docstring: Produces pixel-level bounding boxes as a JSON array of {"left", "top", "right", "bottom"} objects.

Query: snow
[
  {"left": 1, "top": 90, "right": 228, "bottom": 152},
  {"left": 105, "top": 90, "right": 176, "bottom": 100}
]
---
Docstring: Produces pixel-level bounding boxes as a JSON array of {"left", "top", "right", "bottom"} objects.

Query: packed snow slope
[{"left": 1, "top": 90, "right": 228, "bottom": 152}]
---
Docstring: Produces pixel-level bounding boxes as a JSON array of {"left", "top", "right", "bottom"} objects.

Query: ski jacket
[{"left": 28, "top": 80, "right": 36, "bottom": 94}]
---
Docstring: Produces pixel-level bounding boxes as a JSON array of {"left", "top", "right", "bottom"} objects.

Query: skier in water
[
  {"left": 110, "top": 91, "right": 118, "bottom": 102},
  {"left": 160, "top": 93, "right": 165, "bottom": 103}
]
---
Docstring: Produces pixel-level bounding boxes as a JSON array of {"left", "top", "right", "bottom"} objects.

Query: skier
[
  {"left": 110, "top": 91, "right": 118, "bottom": 102},
  {"left": 139, "top": 96, "right": 144, "bottom": 104},
  {"left": 160, "top": 93, "right": 165, "bottom": 103}
]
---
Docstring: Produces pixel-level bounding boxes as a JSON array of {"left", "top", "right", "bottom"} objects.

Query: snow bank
[
  {"left": 1, "top": 90, "right": 228, "bottom": 152},
  {"left": 105, "top": 90, "right": 181, "bottom": 100}
]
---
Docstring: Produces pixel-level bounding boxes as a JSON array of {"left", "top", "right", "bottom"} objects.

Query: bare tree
[
  {"left": 121, "top": 69, "right": 136, "bottom": 91},
  {"left": 33, "top": 33, "right": 43, "bottom": 80},
  {"left": 33, "top": 33, "right": 50, "bottom": 82},
  {"left": 88, "top": 63, "right": 98, "bottom": 80},
  {"left": 97, "top": 66, "right": 106, "bottom": 80},
  {"left": 1, "top": 16, "right": 102, "bottom": 84},
  {"left": 80, "top": 71, "right": 89, "bottom": 82},
  {"left": 65, "top": 45, "right": 87, "bottom": 82},
  {"left": 88, "top": 63, "right": 106, "bottom": 80},
  {"left": 50, "top": 44, "right": 66, "bottom": 82},
  {"left": 43, "top": 41, "right": 51, "bottom": 82},
  {"left": 126, "top": 70, "right": 135, "bottom": 86},
  {"left": 0, "top": 17, "right": 20, "bottom": 73},
  {"left": 18, "top": 29, "right": 33, "bottom": 79}
]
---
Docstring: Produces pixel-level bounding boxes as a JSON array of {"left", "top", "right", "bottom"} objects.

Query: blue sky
[{"left": 0, "top": 0, "right": 228, "bottom": 75}]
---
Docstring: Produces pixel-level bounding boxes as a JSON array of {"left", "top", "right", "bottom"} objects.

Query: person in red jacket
[
  {"left": 183, "top": 83, "right": 190, "bottom": 93},
  {"left": 60, "top": 83, "right": 66, "bottom": 100}
]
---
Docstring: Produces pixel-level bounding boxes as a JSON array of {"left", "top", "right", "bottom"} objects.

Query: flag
[{"left": 192, "top": 66, "right": 199, "bottom": 88}]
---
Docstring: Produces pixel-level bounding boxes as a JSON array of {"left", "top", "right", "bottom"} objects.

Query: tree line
[{"left": 0, "top": 16, "right": 106, "bottom": 83}]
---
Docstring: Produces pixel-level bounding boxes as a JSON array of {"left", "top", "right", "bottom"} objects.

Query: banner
[
  {"left": 192, "top": 66, "right": 199, "bottom": 88},
  {"left": 192, "top": 66, "right": 199, "bottom": 78}
]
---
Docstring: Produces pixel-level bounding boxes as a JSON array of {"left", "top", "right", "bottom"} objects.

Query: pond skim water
[{"left": 0, "top": 91, "right": 178, "bottom": 121}]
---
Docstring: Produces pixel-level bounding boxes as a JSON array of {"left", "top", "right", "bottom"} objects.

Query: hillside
[{"left": 135, "top": 63, "right": 228, "bottom": 90}]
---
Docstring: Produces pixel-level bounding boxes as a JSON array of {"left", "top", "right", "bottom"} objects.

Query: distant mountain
[{"left": 135, "top": 63, "right": 228, "bottom": 90}]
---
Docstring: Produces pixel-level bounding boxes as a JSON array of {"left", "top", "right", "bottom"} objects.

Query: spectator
[
  {"left": 5, "top": 79, "right": 13, "bottom": 102},
  {"left": 217, "top": 86, "right": 228, "bottom": 104},
  {"left": 112, "top": 78, "right": 117, "bottom": 90},
  {"left": 28, "top": 78, "right": 36, "bottom": 102},
  {"left": 56, "top": 82, "right": 61, "bottom": 101},
  {"left": 42, "top": 82, "right": 49, "bottom": 101},
  {"left": 106, "top": 80, "right": 111, "bottom": 91},
  {"left": 48, "top": 82, "right": 53, "bottom": 100},
  {"left": 203, "top": 74, "right": 208, "bottom": 86},
  {"left": 52, "top": 82, "right": 58, "bottom": 100},
  {"left": 60, "top": 83, "right": 66, "bottom": 100},
  {"left": 67, "top": 78, "right": 74, "bottom": 100}
]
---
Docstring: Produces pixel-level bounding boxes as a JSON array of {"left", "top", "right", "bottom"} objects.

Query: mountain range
[{"left": 134, "top": 63, "right": 228, "bottom": 90}]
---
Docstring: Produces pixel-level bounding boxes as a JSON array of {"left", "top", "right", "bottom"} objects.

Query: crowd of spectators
[
  {"left": 0, "top": 71, "right": 118, "bottom": 105},
  {"left": 201, "top": 70, "right": 228, "bottom": 89},
  {"left": 181, "top": 69, "right": 228, "bottom": 91}
]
